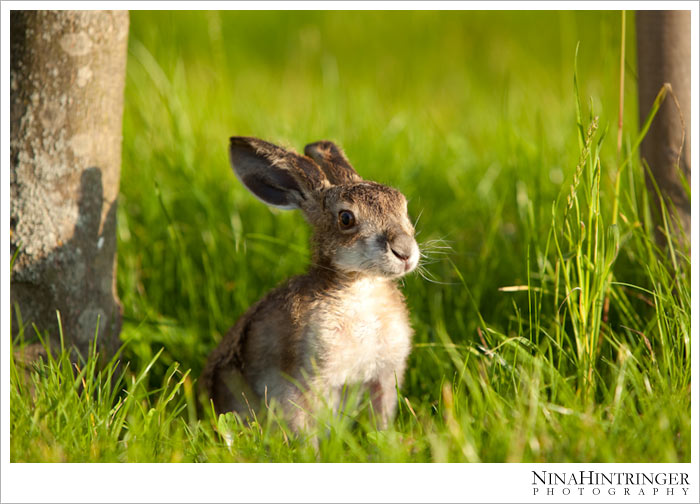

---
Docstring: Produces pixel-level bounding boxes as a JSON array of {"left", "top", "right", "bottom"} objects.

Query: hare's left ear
[
  {"left": 229, "top": 136, "right": 328, "bottom": 210},
  {"left": 304, "top": 141, "right": 362, "bottom": 185}
]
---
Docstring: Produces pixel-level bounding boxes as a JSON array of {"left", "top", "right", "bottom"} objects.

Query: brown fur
[
  {"left": 304, "top": 140, "right": 362, "bottom": 185},
  {"left": 201, "top": 137, "right": 419, "bottom": 431}
]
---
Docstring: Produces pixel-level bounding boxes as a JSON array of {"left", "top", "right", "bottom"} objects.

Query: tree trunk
[
  {"left": 636, "top": 10, "right": 691, "bottom": 243},
  {"left": 10, "top": 11, "right": 129, "bottom": 359}
]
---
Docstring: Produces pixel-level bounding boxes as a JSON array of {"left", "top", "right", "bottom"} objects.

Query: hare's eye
[{"left": 338, "top": 210, "right": 356, "bottom": 229}]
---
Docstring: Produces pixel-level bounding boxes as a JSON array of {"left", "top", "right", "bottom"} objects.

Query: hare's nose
[
  {"left": 391, "top": 247, "right": 409, "bottom": 261},
  {"left": 389, "top": 235, "right": 414, "bottom": 262}
]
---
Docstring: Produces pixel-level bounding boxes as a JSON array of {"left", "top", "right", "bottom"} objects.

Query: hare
[{"left": 201, "top": 136, "right": 419, "bottom": 432}]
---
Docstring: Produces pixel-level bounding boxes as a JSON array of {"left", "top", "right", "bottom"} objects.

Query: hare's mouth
[
  {"left": 383, "top": 249, "right": 419, "bottom": 277},
  {"left": 390, "top": 245, "right": 419, "bottom": 275},
  {"left": 333, "top": 238, "right": 419, "bottom": 278}
]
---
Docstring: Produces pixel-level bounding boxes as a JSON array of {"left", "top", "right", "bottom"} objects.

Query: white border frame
[{"left": 2, "top": 2, "right": 697, "bottom": 503}]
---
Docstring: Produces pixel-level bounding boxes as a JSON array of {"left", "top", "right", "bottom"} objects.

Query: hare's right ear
[
  {"left": 229, "top": 137, "right": 328, "bottom": 210},
  {"left": 304, "top": 141, "right": 362, "bottom": 185}
]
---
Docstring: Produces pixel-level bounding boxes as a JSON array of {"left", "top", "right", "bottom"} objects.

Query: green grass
[{"left": 10, "top": 11, "right": 690, "bottom": 462}]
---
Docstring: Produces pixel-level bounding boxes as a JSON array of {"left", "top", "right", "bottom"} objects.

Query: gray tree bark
[
  {"left": 10, "top": 11, "right": 129, "bottom": 359},
  {"left": 636, "top": 11, "right": 691, "bottom": 243}
]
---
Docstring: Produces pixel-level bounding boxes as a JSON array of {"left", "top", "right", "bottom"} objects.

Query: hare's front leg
[
  {"left": 284, "top": 380, "right": 343, "bottom": 433},
  {"left": 369, "top": 374, "right": 399, "bottom": 430}
]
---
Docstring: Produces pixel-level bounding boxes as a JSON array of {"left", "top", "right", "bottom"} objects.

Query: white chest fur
[{"left": 307, "top": 277, "right": 413, "bottom": 387}]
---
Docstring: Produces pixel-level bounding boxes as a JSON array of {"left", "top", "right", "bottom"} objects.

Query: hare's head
[{"left": 229, "top": 137, "right": 419, "bottom": 278}]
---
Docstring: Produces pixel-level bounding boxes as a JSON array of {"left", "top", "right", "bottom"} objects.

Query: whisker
[
  {"left": 420, "top": 240, "right": 454, "bottom": 250},
  {"left": 417, "top": 270, "right": 456, "bottom": 285},
  {"left": 413, "top": 208, "right": 425, "bottom": 228},
  {"left": 422, "top": 251, "right": 451, "bottom": 257},
  {"left": 422, "top": 244, "right": 453, "bottom": 250}
]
